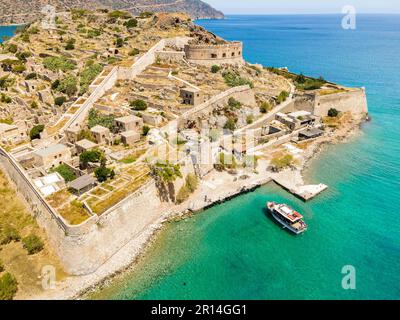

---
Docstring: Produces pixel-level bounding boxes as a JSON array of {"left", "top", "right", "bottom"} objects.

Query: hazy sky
[{"left": 206, "top": 0, "right": 400, "bottom": 14}]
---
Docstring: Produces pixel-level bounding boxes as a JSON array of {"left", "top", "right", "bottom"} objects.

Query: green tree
[
  {"left": 328, "top": 108, "right": 339, "bottom": 117},
  {"left": 94, "top": 166, "right": 115, "bottom": 183},
  {"left": 79, "top": 149, "right": 103, "bottom": 169},
  {"left": 29, "top": 124, "right": 44, "bottom": 140},
  {"left": 54, "top": 96, "right": 67, "bottom": 106},
  {"left": 211, "top": 65, "right": 221, "bottom": 73},
  {"left": 0, "top": 273, "right": 18, "bottom": 300}
]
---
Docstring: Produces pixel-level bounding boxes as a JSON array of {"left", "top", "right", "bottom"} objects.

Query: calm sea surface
[{"left": 4, "top": 14, "right": 399, "bottom": 299}]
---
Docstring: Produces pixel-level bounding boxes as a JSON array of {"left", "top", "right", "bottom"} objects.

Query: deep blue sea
[{"left": 3, "top": 14, "right": 399, "bottom": 300}]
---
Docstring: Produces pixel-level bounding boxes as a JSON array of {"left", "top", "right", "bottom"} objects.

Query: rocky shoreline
[{"left": 29, "top": 112, "right": 367, "bottom": 300}]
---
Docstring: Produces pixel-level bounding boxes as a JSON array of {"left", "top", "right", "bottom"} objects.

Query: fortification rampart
[
  {"left": 293, "top": 88, "right": 368, "bottom": 117},
  {"left": 314, "top": 88, "right": 368, "bottom": 116},
  {"left": 0, "top": 146, "right": 165, "bottom": 275},
  {"left": 184, "top": 41, "right": 244, "bottom": 66}
]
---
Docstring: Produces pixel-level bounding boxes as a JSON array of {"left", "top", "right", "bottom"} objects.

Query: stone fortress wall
[
  {"left": 0, "top": 146, "right": 165, "bottom": 275},
  {"left": 294, "top": 88, "right": 368, "bottom": 117},
  {"left": 184, "top": 41, "right": 244, "bottom": 66}
]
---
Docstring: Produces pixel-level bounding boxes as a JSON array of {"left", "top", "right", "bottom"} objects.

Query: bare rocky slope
[{"left": 0, "top": 0, "right": 224, "bottom": 25}]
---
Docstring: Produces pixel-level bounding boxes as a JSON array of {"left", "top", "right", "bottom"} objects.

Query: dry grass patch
[
  {"left": 89, "top": 173, "right": 150, "bottom": 215},
  {"left": 0, "top": 170, "right": 66, "bottom": 299},
  {"left": 47, "top": 118, "right": 68, "bottom": 135},
  {"left": 58, "top": 200, "right": 90, "bottom": 225}
]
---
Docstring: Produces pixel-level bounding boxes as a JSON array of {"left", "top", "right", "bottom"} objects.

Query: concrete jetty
[{"left": 272, "top": 170, "right": 328, "bottom": 201}]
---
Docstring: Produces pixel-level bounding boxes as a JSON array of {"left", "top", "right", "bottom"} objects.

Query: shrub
[
  {"left": 228, "top": 97, "right": 241, "bottom": 109},
  {"left": 43, "top": 56, "right": 75, "bottom": 72},
  {"left": 223, "top": 71, "right": 254, "bottom": 88},
  {"left": 328, "top": 108, "right": 339, "bottom": 117},
  {"left": 124, "top": 18, "right": 138, "bottom": 28},
  {"left": 6, "top": 44, "right": 18, "bottom": 54},
  {"left": 277, "top": 91, "right": 289, "bottom": 103},
  {"left": 56, "top": 76, "right": 78, "bottom": 96},
  {"left": 139, "top": 11, "right": 154, "bottom": 19},
  {"left": 30, "top": 101, "right": 38, "bottom": 109},
  {"left": 0, "top": 93, "right": 12, "bottom": 104},
  {"left": 54, "top": 96, "right": 67, "bottom": 106},
  {"left": 0, "top": 226, "right": 21, "bottom": 245},
  {"left": 29, "top": 124, "right": 44, "bottom": 140},
  {"left": 128, "top": 48, "right": 140, "bottom": 56},
  {"left": 25, "top": 72, "right": 37, "bottom": 80},
  {"left": 296, "top": 73, "right": 306, "bottom": 84},
  {"left": 65, "top": 41, "right": 75, "bottom": 50},
  {"left": 211, "top": 65, "right": 221, "bottom": 73},
  {"left": 51, "top": 164, "right": 76, "bottom": 182},
  {"left": 22, "top": 235, "right": 44, "bottom": 255},
  {"left": 260, "top": 101, "right": 272, "bottom": 113},
  {"left": 0, "top": 260, "right": 4, "bottom": 272},
  {"left": 12, "top": 64, "right": 26, "bottom": 73},
  {"left": 142, "top": 125, "right": 150, "bottom": 136},
  {"left": 108, "top": 10, "right": 132, "bottom": 19},
  {"left": 115, "top": 37, "right": 124, "bottom": 48},
  {"left": 246, "top": 114, "right": 254, "bottom": 124},
  {"left": 79, "top": 63, "right": 103, "bottom": 94},
  {"left": 77, "top": 129, "right": 95, "bottom": 142},
  {"left": 51, "top": 79, "right": 60, "bottom": 90},
  {"left": 130, "top": 99, "right": 147, "bottom": 111},
  {"left": 16, "top": 51, "right": 32, "bottom": 62},
  {"left": 88, "top": 109, "right": 115, "bottom": 131},
  {"left": 0, "top": 273, "right": 18, "bottom": 300},
  {"left": 224, "top": 117, "right": 237, "bottom": 131}
]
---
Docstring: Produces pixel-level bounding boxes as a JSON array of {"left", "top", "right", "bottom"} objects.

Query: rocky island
[{"left": 0, "top": 9, "right": 368, "bottom": 299}]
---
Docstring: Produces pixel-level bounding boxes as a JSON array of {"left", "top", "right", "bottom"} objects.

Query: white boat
[{"left": 266, "top": 202, "right": 307, "bottom": 235}]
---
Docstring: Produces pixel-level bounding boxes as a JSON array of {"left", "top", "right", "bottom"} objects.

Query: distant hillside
[{"left": 0, "top": 0, "right": 224, "bottom": 25}]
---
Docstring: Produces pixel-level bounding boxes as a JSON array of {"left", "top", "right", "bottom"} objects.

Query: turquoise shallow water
[
  {"left": 0, "top": 25, "right": 17, "bottom": 42},
  {"left": 4, "top": 15, "right": 399, "bottom": 299},
  {"left": 89, "top": 15, "right": 400, "bottom": 300}
]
